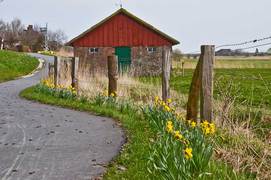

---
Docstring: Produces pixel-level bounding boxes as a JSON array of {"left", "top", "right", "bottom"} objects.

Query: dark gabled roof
[{"left": 66, "top": 8, "right": 180, "bottom": 46}]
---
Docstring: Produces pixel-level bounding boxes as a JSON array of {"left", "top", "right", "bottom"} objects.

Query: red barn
[{"left": 66, "top": 8, "right": 179, "bottom": 76}]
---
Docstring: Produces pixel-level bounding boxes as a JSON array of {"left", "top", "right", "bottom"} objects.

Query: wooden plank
[
  {"left": 186, "top": 54, "right": 202, "bottom": 121},
  {"left": 108, "top": 55, "right": 118, "bottom": 96},
  {"left": 72, "top": 57, "right": 79, "bottom": 90},
  {"left": 200, "top": 45, "right": 215, "bottom": 122},
  {"left": 162, "top": 46, "right": 171, "bottom": 101},
  {"left": 54, "top": 56, "right": 60, "bottom": 87}
]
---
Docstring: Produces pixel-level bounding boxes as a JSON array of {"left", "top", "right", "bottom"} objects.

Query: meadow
[
  {"left": 0, "top": 50, "right": 39, "bottom": 82},
  {"left": 142, "top": 57, "right": 271, "bottom": 108}
]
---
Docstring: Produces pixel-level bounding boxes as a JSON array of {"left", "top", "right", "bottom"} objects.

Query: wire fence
[{"left": 187, "top": 35, "right": 271, "bottom": 54}]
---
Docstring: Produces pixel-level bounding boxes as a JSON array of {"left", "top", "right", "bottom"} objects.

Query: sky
[{"left": 0, "top": 0, "right": 270, "bottom": 53}]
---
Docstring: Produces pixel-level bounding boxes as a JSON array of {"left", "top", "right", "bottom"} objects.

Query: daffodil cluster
[
  {"left": 41, "top": 79, "right": 55, "bottom": 89},
  {"left": 41, "top": 79, "right": 77, "bottom": 96},
  {"left": 154, "top": 96, "right": 173, "bottom": 112},
  {"left": 166, "top": 120, "right": 192, "bottom": 159},
  {"left": 201, "top": 120, "right": 216, "bottom": 135},
  {"left": 101, "top": 89, "right": 117, "bottom": 98},
  {"left": 142, "top": 97, "right": 217, "bottom": 178}
]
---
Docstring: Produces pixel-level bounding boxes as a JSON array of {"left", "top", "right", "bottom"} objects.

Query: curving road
[{"left": 0, "top": 54, "right": 125, "bottom": 180}]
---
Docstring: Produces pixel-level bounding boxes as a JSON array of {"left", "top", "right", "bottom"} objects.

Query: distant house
[
  {"left": 215, "top": 49, "right": 234, "bottom": 56},
  {"left": 66, "top": 8, "right": 179, "bottom": 76},
  {"left": 22, "top": 25, "right": 43, "bottom": 52}
]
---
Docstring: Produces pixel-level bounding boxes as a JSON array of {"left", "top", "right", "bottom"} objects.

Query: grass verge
[
  {"left": 0, "top": 50, "right": 39, "bottom": 82},
  {"left": 20, "top": 86, "right": 252, "bottom": 179}
]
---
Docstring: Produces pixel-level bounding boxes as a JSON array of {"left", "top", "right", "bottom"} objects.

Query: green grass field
[
  {"left": 174, "top": 68, "right": 271, "bottom": 107},
  {"left": 0, "top": 50, "right": 39, "bottom": 82},
  {"left": 143, "top": 57, "right": 271, "bottom": 109}
]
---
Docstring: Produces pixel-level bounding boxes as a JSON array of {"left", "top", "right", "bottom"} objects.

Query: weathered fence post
[
  {"left": 200, "top": 45, "right": 215, "bottom": 122},
  {"left": 186, "top": 55, "right": 202, "bottom": 121},
  {"left": 108, "top": 55, "right": 118, "bottom": 96},
  {"left": 54, "top": 56, "right": 60, "bottom": 87},
  {"left": 48, "top": 63, "right": 54, "bottom": 77},
  {"left": 186, "top": 45, "right": 215, "bottom": 122},
  {"left": 72, "top": 57, "right": 79, "bottom": 89},
  {"left": 181, "top": 59, "right": 185, "bottom": 77},
  {"left": 162, "top": 46, "right": 172, "bottom": 101}
]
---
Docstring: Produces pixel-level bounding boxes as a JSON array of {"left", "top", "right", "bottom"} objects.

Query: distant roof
[{"left": 66, "top": 8, "right": 180, "bottom": 46}]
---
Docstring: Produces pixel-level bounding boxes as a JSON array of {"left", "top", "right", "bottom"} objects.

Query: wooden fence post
[
  {"left": 186, "top": 45, "right": 215, "bottom": 122},
  {"left": 48, "top": 63, "right": 54, "bottom": 77},
  {"left": 54, "top": 56, "right": 60, "bottom": 87},
  {"left": 200, "top": 45, "right": 215, "bottom": 122},
  {"left": 72, "top": 57, "right": 79, "bottom": 89},
  {"left": 162, "top": 46, "right": 171, "bottom": 101},
  {"left": 108, "top": 55, "right": 118, "bottom": 96},
  {"left": 186, "top": 55, "right": 202, "bottom": 121}
]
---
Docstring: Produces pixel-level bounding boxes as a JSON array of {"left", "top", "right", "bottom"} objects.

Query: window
[
  {"left": 89, "top": 47, "right": 99, "bottom": 54},
  {"left": 147, "top": 47, "right": 157, "bottom": 53}
]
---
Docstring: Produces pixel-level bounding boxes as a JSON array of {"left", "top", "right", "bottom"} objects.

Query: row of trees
[{"left": 0, "top": 18, "right": 67, "bottom": 52}]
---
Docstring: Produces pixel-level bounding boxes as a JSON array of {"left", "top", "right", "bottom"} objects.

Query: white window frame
[
  {"left": 147, "top": 47, "right": 157, "bottom": 53},
  {"left": 89, "top": 47, "right": 99, "bottom": 54}
]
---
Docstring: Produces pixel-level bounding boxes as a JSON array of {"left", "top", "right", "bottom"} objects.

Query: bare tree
[
  {"left": 47, "top": 29, "right": 67, "bottom": 50},
  {"left": 172, "top": 48, "right": 183, "bottom": 61},
  {"left": 0, "top": 18, "right": 67, "bottom": 52}
]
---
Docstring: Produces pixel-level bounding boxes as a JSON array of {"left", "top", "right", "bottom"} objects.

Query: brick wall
[{"left": 73, "top": 46, "right": 170, "bottom": 77}]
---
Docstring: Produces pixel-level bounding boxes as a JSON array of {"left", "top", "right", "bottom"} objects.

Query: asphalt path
[{"left": 0, "top": 54, "right": 125, "bottom": 180}]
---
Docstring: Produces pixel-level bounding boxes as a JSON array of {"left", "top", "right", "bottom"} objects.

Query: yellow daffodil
[
  {"left": 184, "top": 147, "right": 193, "bottom": 159},
  {"left": 110, "top": 92, "right": 117, "bottom": 97},
  {"left": 201, "top": 120, "right": 216, "bottom": 135},
  {"left": 191, "top": 121, "right": 196, "bottom": 128},
  {"left": 209, "top": 123, "right": 216, "bottom": 134},
  {"left": 174, "top": 131, "right": 183, "bottom": 140},
  {"left": 166, "top": 120, "right": 173, "bottom": 133},
  {"left": 164, "top": 105, "right": 171, "bottom": 112},
  {"left": 201, "top": 120, "right": 209, "bottom": 128},
  {"left": 167, "top": 98, "right": 172, "bottom": 104}
]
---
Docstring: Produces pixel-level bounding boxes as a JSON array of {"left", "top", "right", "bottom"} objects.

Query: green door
[{"left": 115, "top": 47, "right": 131, "bottom": 73}]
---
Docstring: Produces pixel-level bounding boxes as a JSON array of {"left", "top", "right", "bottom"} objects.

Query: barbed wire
[
  {"left": 186, "top": 35, "right": 271, "bottom": 54},
  {"left": 235, "top": 42, "right": 271, "bottom": 51},
  {"left": 216, "top": 36, "right": 271, "bottom": 49}
]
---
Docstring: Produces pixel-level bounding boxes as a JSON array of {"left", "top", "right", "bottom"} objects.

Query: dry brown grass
[
  {"left": 77, "top": 72, "right": 187, "bottom": 114},
  {"left": 173, "top": 56, "right": 271, "bottom": 69},
  {"left": 213, "top": 80, "right": 271, "bottom": 179},
  {"left": 55, "top": 47, "right": 74, "bottom": 57}
]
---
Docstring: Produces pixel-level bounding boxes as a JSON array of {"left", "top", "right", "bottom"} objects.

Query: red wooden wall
[{"left": 72, "top": 13, "right": 173, "bottom": 47}]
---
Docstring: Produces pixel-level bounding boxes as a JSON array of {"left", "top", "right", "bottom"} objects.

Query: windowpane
[
  {"left": 147, "top": 47, "right": 157, "bottom": 53},
  {"left": 89, "top": 47, "right": 99, "bottom": 54}
]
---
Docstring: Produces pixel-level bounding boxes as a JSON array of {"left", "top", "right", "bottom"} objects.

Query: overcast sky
[{"left": 0, "top": 0, "right": 270, "bottom": 52}]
